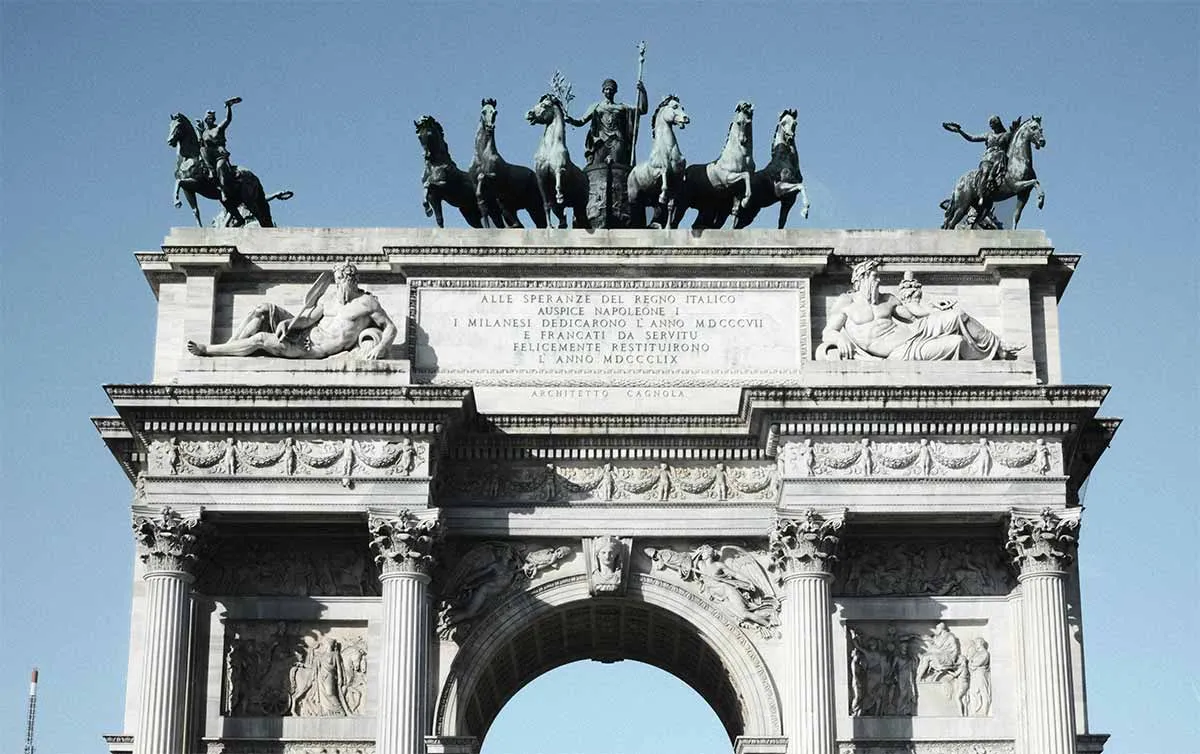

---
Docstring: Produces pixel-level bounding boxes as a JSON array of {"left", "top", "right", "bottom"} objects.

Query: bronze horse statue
[
  {"left": 712, "top": 109, "right": 809, "bottom": 229},
  {"left": 628, "top": 94, "right": 689, "bottom": 229},
  {"left": 671, "top": 101, "right": 755, "bottom": 229},
  {"left": 167, "top": 113, "right": 274, "bottom": 227},
  {"left": 525, "top": 94, "right": 588, "bottom": 228},
  {"left": 942, "top": 116, "right": 1046, "bottom": 229},
  {"left": 415, "top": 115, "right": 483, "bottom": 228},
  {"left": 471, "top": 98, "right": 547, "bottom": 228}
]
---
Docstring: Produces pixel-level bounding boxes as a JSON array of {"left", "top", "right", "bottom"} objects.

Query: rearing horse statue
[
  {"left": 470, "top": 98, "right": 547, "bottom": 229},
  {"left": 628, "top": 94, "right": 689, "bottom": 229},
  {"left": 672, "top": 101, "right": 755, "bottom": 229},
  {"left": 711, "top": 109, "right": 809, "bottom": 229},
  {"left": 525, "top": 94, "right": 588, "bottom": 229},
  {"left": 167, "top": 113, "right": 274, "bottom": 227},
  {"left": 415, "top": 115, "right": 483, "bottom": 228},
  {"left": 943, "top": 116, "right": 1046, "bottom": 230}
]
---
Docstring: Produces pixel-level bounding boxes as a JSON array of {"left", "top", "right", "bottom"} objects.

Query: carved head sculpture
[
  {"left": 850, "top": 259, "right": 882, "bottom": 300},
  {"left": 480, "top": 98, "right": 498, "bottom": 131},
  {"left": 988, "top": 115, "right": 1004, "bottom": 132},
  {"left": 601, "top": 78, "right": 618, "bottom": 100},
  {"left": 651, "top": 94, "right": 688, "bottom": 131},
  {"left": 204, "top": 109, "right": 217, "bottom": 127},
  {"left": 596, "top": 536, "right": 621, "bottom": 574},
  {"left": 332, "top": 261, "right": 361, "bottom": 303}
]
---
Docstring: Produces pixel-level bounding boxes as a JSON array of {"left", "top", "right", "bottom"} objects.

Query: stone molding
[
  {"left": 778, "top": 438, "right": 1059, "bottom": 479},
  {"left": 132, "top": 506, "right": 208, "bottom": 575},
  {"left": 368, "top": 510, "right": 443, "bottom": 577},
  {"left": 203, "top": 742, "right": 375, "bottom": 754},
  {"left": 837, "top": 743, "right": 1014, "bottom": 754},
  {"left": 1005, "top": 507, "right": 1081, "bottom": 576},
  {"left": 769, "top": 509, "right": 845, "bottom": 578},
  {"left": 147, "top": 436, "right": 428, "bottom": 484}
]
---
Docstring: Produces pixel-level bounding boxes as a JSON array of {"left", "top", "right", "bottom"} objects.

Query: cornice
[{"left": 104, "top": 384, "right": 472, "bottom": 405}]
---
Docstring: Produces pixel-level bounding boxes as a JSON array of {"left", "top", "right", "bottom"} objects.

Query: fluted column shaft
[
  {"left": 135, "top": 569, "right": 193, "bottom": 754},
  {"left": 1006, "top": 508, "right": 1081, "bottom": 754},
  {"left": 782, "top": 572, "right": 837, "bottom": 754},
  {"left": 770, "top": 509, "right": 845, "bottom": 754},
  {"left": 1018, "top": 570, "right": 1076, "bottom": 754},
  {"left": 377, "top": 570, "right": 432, "bottom": 754},
  {"left": 369, "top": 510, "right": 442, "bottom": 754},
  {"left": 131, "top": 507, "right": 207, "bottom": 754}
]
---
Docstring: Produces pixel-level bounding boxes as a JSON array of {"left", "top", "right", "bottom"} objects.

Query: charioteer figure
[
  {"left": 564, "top": 43, "right": 650, "bottom": 228},
  {"left": 566, "top": 77, "right": 648, "bottom": 170}
]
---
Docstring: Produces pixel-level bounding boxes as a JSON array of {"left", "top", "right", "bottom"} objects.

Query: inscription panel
[{"left": 410, "top": 279, "right": 807, "bottom": 385}]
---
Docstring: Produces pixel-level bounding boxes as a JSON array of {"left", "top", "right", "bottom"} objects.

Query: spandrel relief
[
  {"left": 833, "top": 539, "right": 1013, "bottom": 597},
  {"left": 198, "top": 539, "right": 380, "bottom": 597},
  {"left": 442, "top": 460, "right": 776, "bottom": 503},
  {"left": 846, "top": 621, "right": 992, "bottom": 718},
  {"left": 223, "top": 621, "right": 367, "bottom": 718},
  {"left": 436, "top": 541, "right": 572, "bottom": 640},
  {"left": 645, "top": 544, "right": 779, "bottom": 638}
]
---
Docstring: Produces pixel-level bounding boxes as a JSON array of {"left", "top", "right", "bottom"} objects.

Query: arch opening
[
  {"left": 481, "top": 659, "right": 730, "bottom": 753},
  {"left": 435, "top": 575, "right": 782, "bottom": 744}
]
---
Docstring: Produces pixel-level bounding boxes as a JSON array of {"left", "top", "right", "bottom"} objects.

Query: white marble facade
[{"left": 97, "top": 228, "right": 1116, "bottom": 754}]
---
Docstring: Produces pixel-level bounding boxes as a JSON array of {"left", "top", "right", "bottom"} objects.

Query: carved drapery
[
  {"left": 133, "top": 506, "right": 208, "bottom": 574},
  {"left": 1005, "top": 508, "right": 1080, "bottom": 575},
  {"left": 769, "top": 509, "right": 845, "bottom": 578}
]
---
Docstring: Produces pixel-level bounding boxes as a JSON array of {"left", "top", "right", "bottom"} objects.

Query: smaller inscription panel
[{"left": 411, "top": 279, "right": 807, "bottom": 385}]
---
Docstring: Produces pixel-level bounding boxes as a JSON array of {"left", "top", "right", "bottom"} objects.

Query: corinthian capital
[
  {"left": 132, "top": 506, "right": 208, "bottom": 575},
  {"left": 368, "top": 510, "right": 443, "bottom": 576},
  {"left": 1006, "top": 507, "right": 1081, "bottom": 576},
  {"left": 769, "top": 509, "right": 846, "bottom": 578}
]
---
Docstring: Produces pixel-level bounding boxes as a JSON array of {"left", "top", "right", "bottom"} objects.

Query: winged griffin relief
[{"left": 645, "top": 544, "right": 780, "bottom": 638}]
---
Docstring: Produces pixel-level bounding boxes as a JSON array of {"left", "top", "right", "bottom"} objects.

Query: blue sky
[{"left": 1, "top": 2, "right": 1197, "bottom": 753}]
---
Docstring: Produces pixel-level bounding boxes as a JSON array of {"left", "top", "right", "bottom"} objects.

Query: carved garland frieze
[
  {"left": 838, "top": 743, "right": 1013, "bottom": 754},
  {"left": 645, "top": 544, "right": 780, "bottom": 638},
  {"left": 442, "top": 460, "right": 777, "bottom": 503},
  {"left": 206, "top": 742, "right": 375, "bottom": 754},
  {"left": 833, "top": 539, "right": 1014, "bottom": 597},
  {"left": 777, "top": 438, "right": 1059, "bottom": 479},
  {"left": 222, "top": 621, "right": 367, "bottom": 718},
  {"left": 148, "top": 436, "right": 428, "bottom": 485},
  {"left": 436, "top": 541, "right": 572, "bottom": 640},
  {"left": 847, "top": 622, "right": 993, "bottom": 720}
]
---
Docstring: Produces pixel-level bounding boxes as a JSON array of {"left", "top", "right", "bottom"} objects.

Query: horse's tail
[{"left": 236, "top": 168, "right": 275, "bottom": 227}]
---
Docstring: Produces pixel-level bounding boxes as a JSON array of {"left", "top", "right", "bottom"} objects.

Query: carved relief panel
[
  {"left": 644, "top": 542, "right": 780, "bottom": 638},
  {"left": 777, "top": 438, "right": 1060, "bottom": 479},
  {"left": 198, "top": 537, "right": 380, "bottom": 597},
  {"left": 222, "top": 621, "right": 368, "bottom": 718},
  {"left": 846, "top": 621, "right": 993, "bottom": 719},
  {"left": 832, "top": 539, "right": 1014, "bottom": 597}
]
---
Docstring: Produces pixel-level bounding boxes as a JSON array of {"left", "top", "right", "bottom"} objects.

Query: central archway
[{"left": 434, "top": 573, "right": 782, "bottom": 743}]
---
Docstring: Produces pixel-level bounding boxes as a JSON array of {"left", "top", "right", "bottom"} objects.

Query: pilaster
[
  {"left": 131, "top": 506, "right": 207, "bottom": 754},
  {"left": 770, "top": 509, "right": 845, "bottom": 754},
  {"left": 370, "top": 510, "right": 443, "bottom": 754},
  {"left": 1006, "top": 507, "right": 1080, "bottom": 754}
]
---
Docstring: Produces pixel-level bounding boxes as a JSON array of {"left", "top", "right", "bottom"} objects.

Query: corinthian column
[
  {"left": 132, "top": 507, "right": 207, "bottom": 754},
  {"left": 369, "top": 510, "right": 443, "bottom": 754},
  {"left": 769, "top": 509, "right": 845, "bottom": 754},
  {"left": 1007, "top": 507, "right": 1081, "bottom": 754}
]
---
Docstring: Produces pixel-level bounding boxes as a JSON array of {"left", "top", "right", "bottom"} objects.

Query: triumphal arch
[{"left": 97, "top": 226, "right": 1116, "bottom": 754}]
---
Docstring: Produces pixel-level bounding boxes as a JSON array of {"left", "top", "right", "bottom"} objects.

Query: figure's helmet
[
  {"left": 988, "top": 115, "right": 1003, "bottom": 130},
  {"left": 204, "top": 110, "right": 217, "bottom": 124},
  {"left": 602, "top": 78, "right": 618, "bottom": 93}
]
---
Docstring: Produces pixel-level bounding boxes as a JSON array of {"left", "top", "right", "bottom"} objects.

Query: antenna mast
[{"left": 24, "top": 668, "right": 38, "bottom": 754}]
